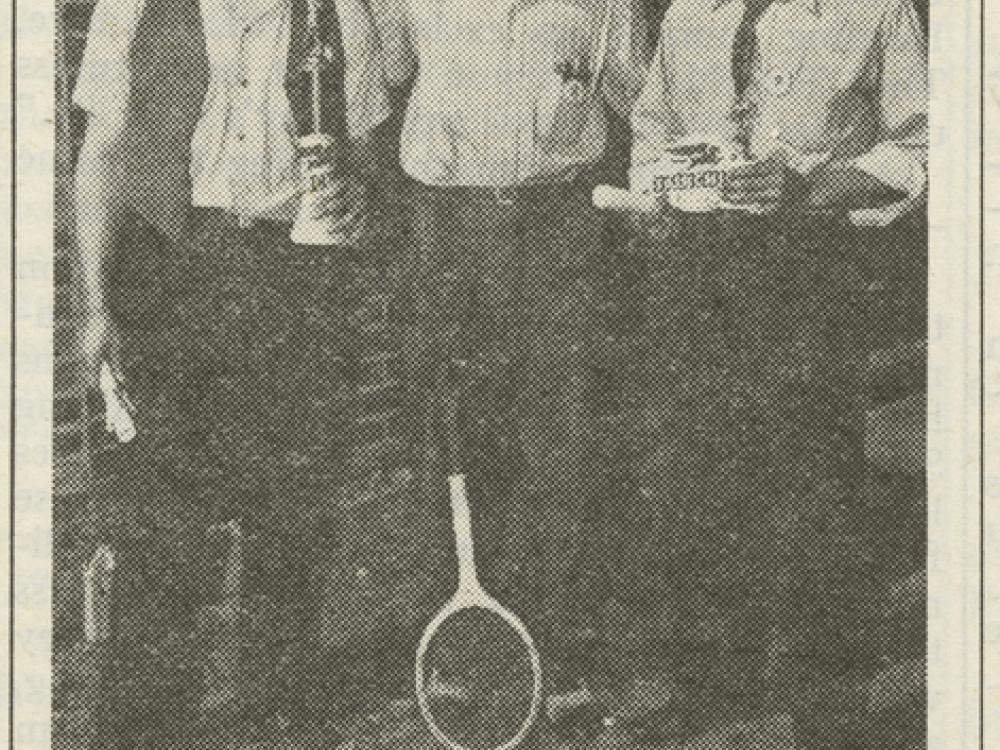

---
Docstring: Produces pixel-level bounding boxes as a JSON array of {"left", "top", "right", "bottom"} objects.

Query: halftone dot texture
[{"left": 54, "top": 1, "right": 926, "bottom": 749}]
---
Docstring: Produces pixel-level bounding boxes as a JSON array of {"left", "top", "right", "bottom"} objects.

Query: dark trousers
[
  {"left": 637, "top": 210, "right": 869, "bottom": 722},
  {"left": 403, "top": 182, "right": 611, "bottom": 673},
  {"left": 92, "top": 210, "right": 359, "bottom": 744}
]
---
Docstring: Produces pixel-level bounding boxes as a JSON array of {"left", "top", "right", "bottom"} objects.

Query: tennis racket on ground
[{"left": 415, "top": 365, "right": 543, "bottom": 750}]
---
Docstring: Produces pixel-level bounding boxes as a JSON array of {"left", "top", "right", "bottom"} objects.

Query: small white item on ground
[
  {"left": 83, "top": 545, "right": 115, "bottom": 643},
  {"left": 426, "top": 668, "right": 470, "bottom": 703},
  {"left": 545, "top": 684, "right": 597, "bottom": 723}
]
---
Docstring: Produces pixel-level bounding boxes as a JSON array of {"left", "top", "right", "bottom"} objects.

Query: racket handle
[
  {"left": 592, "top": 185, "right": 657, "bottom": 214},
  {"left": 448, "top": 473, "right": 479, "bottom": 593}
]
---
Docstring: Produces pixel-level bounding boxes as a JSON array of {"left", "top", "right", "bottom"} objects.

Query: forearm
[
  {"left": 805, "top": 159, "right": 909, "bottom": 212},
  {"left": 74, "top": 120, "right": 129, "bottom": 313}
]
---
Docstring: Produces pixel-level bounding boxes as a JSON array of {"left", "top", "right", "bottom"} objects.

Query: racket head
[{"left": 415, "top": 599, "right": 543, "bottom": 750}]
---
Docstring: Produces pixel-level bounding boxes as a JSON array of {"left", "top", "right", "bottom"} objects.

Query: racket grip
[{"left": 592, "top": 185, "right": 657, "bottom": 214}]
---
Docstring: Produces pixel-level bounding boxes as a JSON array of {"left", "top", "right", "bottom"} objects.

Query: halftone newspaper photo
[{"left": 5, "top": 0, "right": 990, "bottom": 748}]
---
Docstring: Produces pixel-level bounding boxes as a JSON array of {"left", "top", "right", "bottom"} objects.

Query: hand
[
  {"left": 81, "top": 307, "right": 124, "bottom": 391},
  {"left": 723, "top": 152, "right": 806, "bottom": 212},
  {"left": 311, "top": 173, "right": 368, "bottom": 232},
  {"left": 807, "top": 162, "right": 908, "bottom": 211}
]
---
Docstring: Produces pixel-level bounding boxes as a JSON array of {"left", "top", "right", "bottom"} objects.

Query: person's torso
[
  {"left": 191, "top": 0, "right": 300, "bottom": 222},
  {"left": 662, "top": 0, "right": 889, "bottom": 162},
  {"left": 401, "top": 0, "right": 614, "bottom": 187}
]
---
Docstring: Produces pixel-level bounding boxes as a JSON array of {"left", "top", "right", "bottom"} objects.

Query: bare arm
[
  {"left": 805, "top": 160, "right": 909, "bottom": 211},
  {"left": 74, "top": 111, "right": 130, "bottom": 384}
]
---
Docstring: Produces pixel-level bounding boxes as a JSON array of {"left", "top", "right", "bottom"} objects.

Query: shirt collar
[{"left": 712, "top": 0, "right": 821, "bottom": 17}]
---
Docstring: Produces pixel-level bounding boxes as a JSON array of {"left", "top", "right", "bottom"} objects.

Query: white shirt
[
  {"left": 397, "top": 0, "right": 648, "bottom": 187},
  {"left": 74, "top": 0, "right": 393, "bottom": 221},
  {"left": 631, "top": 0, "right": 928, "bottom": 226}
]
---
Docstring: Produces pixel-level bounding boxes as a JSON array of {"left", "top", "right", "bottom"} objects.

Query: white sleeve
[
  {"left": 630, "top": 23, "right": 684, "bottom": 169},
  {"left": 600, "top": 0, "right": 651, "bottom": 122},
  {"left": 848, "top": 0, "right": 927, "bottom": 227},
  {"left": 364, "top": 0, "right": 417, "bottom": 89},
  {"left": 72, "top": 0, "right": 147, "bottom": 115},
  {"left": 339, "top": 0, "right": 398, "bottom": 139}
]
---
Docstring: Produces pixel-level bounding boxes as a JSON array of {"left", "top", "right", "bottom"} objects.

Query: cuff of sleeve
[{"left": 849, "top": 143, "right": 926, "bottom": 227}]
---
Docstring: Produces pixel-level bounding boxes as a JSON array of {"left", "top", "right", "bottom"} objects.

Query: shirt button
[
  {"left": 237, "top": 133, "right": 246, "bottom": 142},
  {"left": 240, "top": 78, "right": 250, "bottom": 88}
]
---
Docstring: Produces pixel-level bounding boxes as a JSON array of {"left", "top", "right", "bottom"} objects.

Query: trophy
[
  {"left": 589, "top": 83, "right": 765, "bottom": 215},
  {"left": 593, "top": 140, "right": 749, "bottom": 215},
  {"left": 730, "top": 97, "right": 757, "bottom": 161},
  {"left": 290, "top": 0, "right": 362, "bottom": 246}
]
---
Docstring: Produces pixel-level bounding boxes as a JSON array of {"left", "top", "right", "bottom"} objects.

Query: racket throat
[{"left": 449, "top": 474, "right": 481, "bottom": 595}]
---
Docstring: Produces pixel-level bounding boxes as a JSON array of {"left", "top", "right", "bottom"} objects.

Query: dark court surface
[
  {"left": 51, "top": 1, "right": 929, "bottom": 747},
  {"left": 53, "top": 203, "right": 925, "bottom": 750}
]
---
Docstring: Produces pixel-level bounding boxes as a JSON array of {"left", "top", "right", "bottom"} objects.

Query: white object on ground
[
  {"left": 415, "top": 473, "right": 543, "bottom": 750},
  {"left": 545, "top": 684, "right": 597, "bottom": 723},
  {"left": 83, "top": 545, "right": 115, "bottom": 643},
  {"left": 426, "top": 668, "right": 470, "bottom": 703}
]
